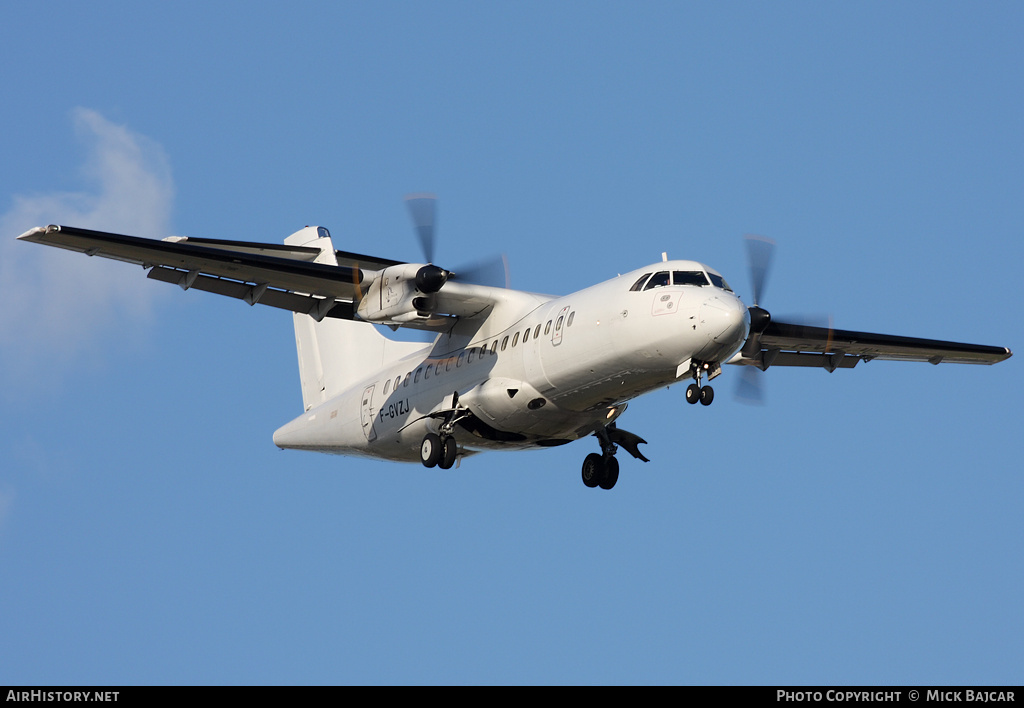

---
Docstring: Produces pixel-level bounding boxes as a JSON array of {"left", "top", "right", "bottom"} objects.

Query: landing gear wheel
[
  {"left": 420, "top": 433, "right": 442, "bottom": 468},
  {"left": 438, "top": 436, "right": 458, "bottom": 469},
  {"left": 598, "top": 456, "right": 619, "bottom": 490},
  {"left": 686, "top": 383, "right": 701, "bottom": 404},
  {"left": 582, "top": 453, "right": 604, "bottom": 488},
  {"left": 699, "top": 385, "right": 715, "bottom": 406}
]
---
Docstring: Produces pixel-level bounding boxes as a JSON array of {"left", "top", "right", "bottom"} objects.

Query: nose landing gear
[{"left": 684, "top": 361, "right": 718, "bottom": 406}]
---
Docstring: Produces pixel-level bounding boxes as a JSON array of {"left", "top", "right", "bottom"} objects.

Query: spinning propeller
[
  {"left": 735, "top": 235, "right": 834, "bottom": 403},
  {"left": 404, "top": 194, "right": 510, "bottom": 291},
  {"left": 736, "top": 235, "right": 776, "bottom": 403}
]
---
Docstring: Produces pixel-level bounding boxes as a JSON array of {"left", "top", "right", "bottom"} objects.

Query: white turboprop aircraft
[{"left": 18, "top": 196, "right": 1012, "bottom": 489}]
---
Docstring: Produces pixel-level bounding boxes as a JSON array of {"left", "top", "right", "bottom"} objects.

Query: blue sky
[{"left": 1, "top": 2, "right": 1021, "bottom": 685}]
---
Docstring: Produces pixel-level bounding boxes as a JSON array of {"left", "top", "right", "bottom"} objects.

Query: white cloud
[{"left": 0, "top": 109, "right": 175, "bottom": 384}]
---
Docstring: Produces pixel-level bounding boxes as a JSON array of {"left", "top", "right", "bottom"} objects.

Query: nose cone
[{"left": 700, "top": 296, "right": 749, "bottom": 351}]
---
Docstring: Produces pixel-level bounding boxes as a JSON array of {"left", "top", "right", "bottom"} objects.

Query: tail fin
[{"left": 284, "top": 226, "right": 424, "bottom": 411}]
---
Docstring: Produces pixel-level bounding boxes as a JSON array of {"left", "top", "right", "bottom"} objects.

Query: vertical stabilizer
[{"left": 284, "top": 227, "right": 424, "bottom": 411}]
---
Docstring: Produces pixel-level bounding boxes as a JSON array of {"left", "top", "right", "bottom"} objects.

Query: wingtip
[{"left": 16, "top": 226, "right": 53, "bottom": 241}]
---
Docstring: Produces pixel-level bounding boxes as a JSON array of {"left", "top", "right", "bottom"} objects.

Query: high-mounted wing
[
  {"left": 731, "top": 319, "right": 1011, "bottom": 372},
  {"left": 18, "top": 224, "right": 518, "bottom": 329},
  {"left": 733, "top": 235, "right": 1011, "bottom": 373},
  {"left": 19, "top": 224, "right": 370, "bottom": 321}
]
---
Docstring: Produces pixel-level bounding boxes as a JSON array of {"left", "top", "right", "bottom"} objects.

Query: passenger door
[
  {"left": 360, "top": 384, "right": 378, "bottom": 442},
  {"left": 552, "top": 306, "right": 570, "bottom": 346}
]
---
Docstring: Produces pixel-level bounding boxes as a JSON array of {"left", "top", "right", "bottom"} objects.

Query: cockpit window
[
  {"left": 708, "top": 273, "right": 733, "bottom": 291},
  {"left": 643, "top": 271, "right": 671, "bottom": 290},
  {"left": 672, "top": 271, "right": 709, "bottom": 286},
  {"left": 630, "top": 273, "right": 651, "bottom": 291}
]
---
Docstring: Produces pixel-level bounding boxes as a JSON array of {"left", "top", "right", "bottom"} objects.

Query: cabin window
[
  {"left": 556, "top": 315, "right": 564, "bottom": 331},
  {"left": 501, "top": 336, "right": 509, "bottom": 351},
  {"left": 457, "top": 352, "right": 465, "bottom": 367},
  {"left": 424, "top": 364, "right": 431, "bottom": 380},
  {"left": 544, "top": 320, "right": 552, "bottom": 335},
  {"left": 534, "top": 324, "right": 542, "bottom": 339},
  {"left": 512, "top": 332, "right": 520, "bottom": 347},
  {"left": 523, "top": 327, "right": 530, "bottom": 343},
  {"left": 630, "top": 273, "right": 651, "bottom": 291},
  {"left": 468, "top": 348, "right": 475, "bottom": 364},
  {"left": 567, "top": 312, "right": 575, "bottom": 327},
  {"left": 414, "top": 368, "right": 422, "bottom": 383},
  {"left": 446, "top": 357, "right": 453, "bottom": 372},
  {"left": 643, "top": 271, "right": 670, "bottom": 290},
  {"left": 403, "top": 373, "right": 411, "bottom": 387},
  {"left": 394, "top": 376, "right": 401, "bottom": 390},
  {"left": 491, "top": 340, "right": 498, "bottom": 354},
  {"left": 383, "top": 379, "right": 391, "bottom": 394}
]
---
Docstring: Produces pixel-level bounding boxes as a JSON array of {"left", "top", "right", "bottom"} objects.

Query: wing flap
[
  {"left": 161, "top": 235, "right": 323, "bottom": 261},
  {"left": 333, "top": 249, "right": 404, "bottom": 273},
  {"left": 146, "top": 266, "right": 354, "bottom": 320}
]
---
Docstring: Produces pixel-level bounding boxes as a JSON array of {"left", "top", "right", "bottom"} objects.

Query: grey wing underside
[
  {"left": 19, "top": 224, "right": 396, "bottom": 323},
  {"left": 731, "top": 320, "right": 1011, "bottom": 371}
]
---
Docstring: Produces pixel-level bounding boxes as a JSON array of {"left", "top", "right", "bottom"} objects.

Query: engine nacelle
[{"left": 356, "top": 264, "right": 449, "bottom": 326}]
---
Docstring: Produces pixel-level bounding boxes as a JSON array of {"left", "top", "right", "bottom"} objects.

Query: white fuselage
[{"left": 273, "top": 260, "right": 749, "bottom": 461}]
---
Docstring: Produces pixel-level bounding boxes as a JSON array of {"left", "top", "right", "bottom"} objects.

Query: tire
[
  {"left": 438, "top": 436, "right": 457, "bottom": 469},
  {"left": 420, "top": 433, "right": 442, "bottom": 468},
  {"left": 581, "top": 453, "right": 604, "bottom": 488},
  {"left": 599, "top": 456, "right": 619, "bottom": 490},
  {"left": 699, "top": 385, "right": 714, "bottom": 406},
  {"left": 686, "top": 383, "right": 701, "bottom": 404}
]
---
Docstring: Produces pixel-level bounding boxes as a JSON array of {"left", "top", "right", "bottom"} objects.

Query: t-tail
[{"left": 274, "top": 227, "right": 426, "bottom": 451}]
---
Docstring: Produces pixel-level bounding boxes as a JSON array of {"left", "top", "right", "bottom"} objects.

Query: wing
[
  {"left": 730, "top": 319, "right": 1011, "bottom": 372},
  {"left": 17, "top": 224, "right": 507, "bottom": 328}
]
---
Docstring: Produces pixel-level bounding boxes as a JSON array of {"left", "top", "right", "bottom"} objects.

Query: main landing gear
[
  {"left": 581, "top": 453, "right": 619, "bottom": 490},
  {"left": 579, "top": 424, "right": 649, "bottom": 490},
  {"left": 685, "top": 362, "right": 715, "bottom": 406},
  {"left": 420, "top": 432, "right": 458, "bottom": 470},
  {"left": 420, "top": 393, "right": 469, "bottom": 470},
  {"left": 581, "top": 427, "right": 621, "bottom": 490}
]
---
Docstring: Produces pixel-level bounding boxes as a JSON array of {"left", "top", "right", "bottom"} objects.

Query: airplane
[{"left": 17, "top": 196, "right": 1012, "bottom": 490}]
